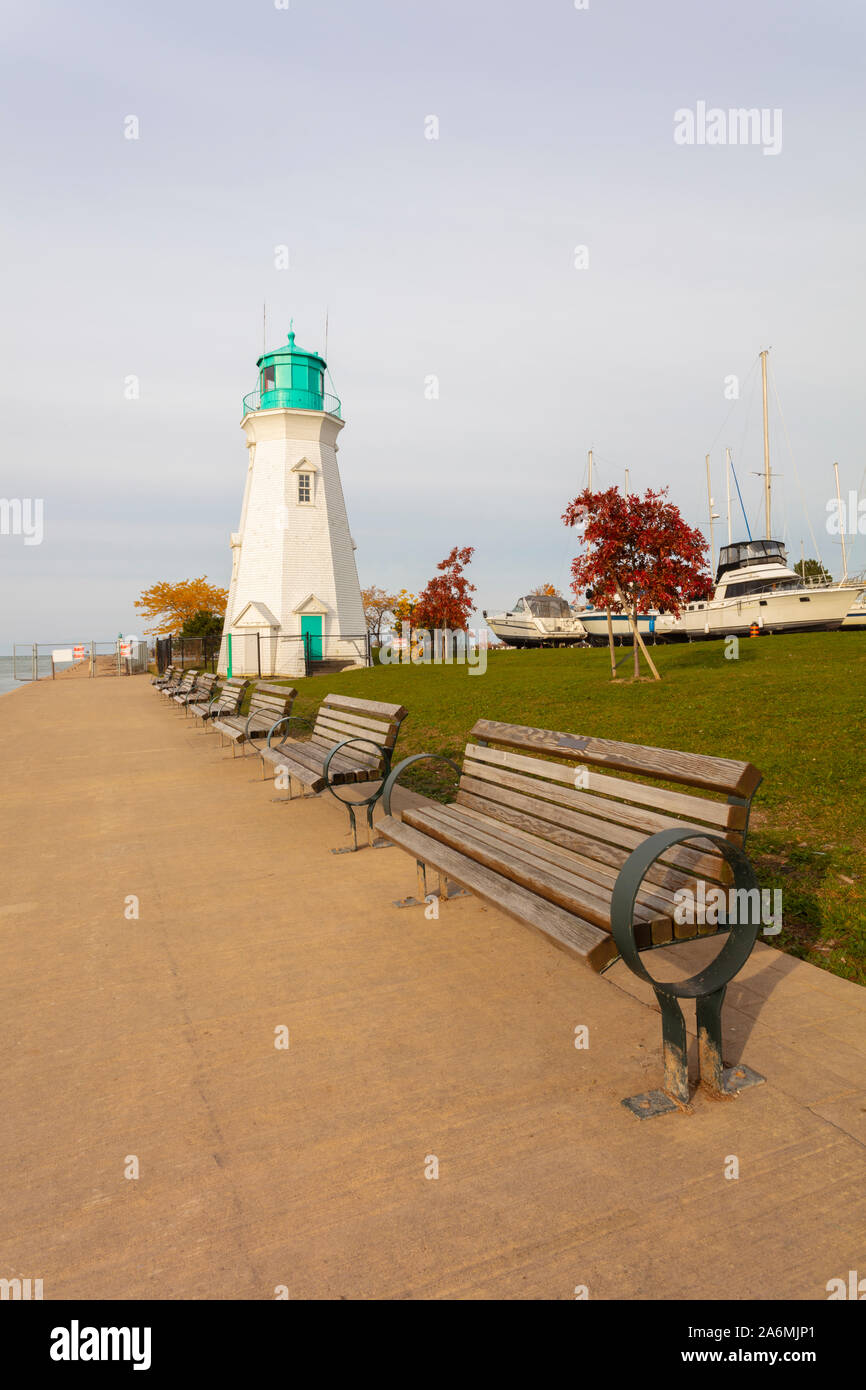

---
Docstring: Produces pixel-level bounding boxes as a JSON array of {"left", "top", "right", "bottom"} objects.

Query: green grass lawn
[{"left": 262, "top": 632, "right": 866, "bottom": 984}]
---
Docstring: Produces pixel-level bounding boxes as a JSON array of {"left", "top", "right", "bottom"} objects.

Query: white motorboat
[
  {"left": 665, "top": 538, "right": 861, "bottom": 638},
  {"left": 483, "top": 594, "right": 587, "bottom": 647}
]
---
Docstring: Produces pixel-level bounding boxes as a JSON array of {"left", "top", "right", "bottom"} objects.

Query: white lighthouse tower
[{"left": 219, "top": 326, "right": 367, "bottom": 679}]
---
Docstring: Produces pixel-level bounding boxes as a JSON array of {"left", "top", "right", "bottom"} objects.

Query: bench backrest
[
  {"left": 247, "top": 683, "right": 297, "bottom": 725},
  {"left": 189, "top": 672, "right": 217, "bottom": 697},
  {"left": 212, "top": 677, "right": 250, "bottom": 714},
  {"left": 173, "top": 669, "right": 199, "bottom": 694},
  {"left": 160, "top": 665, "right": 176, "bottom": 682},
  {"left": 460, "top": 721, "right": 762, "bottom": 896},
  {"left": 309, "top": 694, "right": 408, "bottom": 772}
]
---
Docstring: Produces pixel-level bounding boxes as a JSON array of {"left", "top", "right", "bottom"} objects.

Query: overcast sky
[{"left": 1, "top": 0, "right": 864, "bottom": 645}]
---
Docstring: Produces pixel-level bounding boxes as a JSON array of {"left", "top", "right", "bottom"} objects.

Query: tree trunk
[
  {"left": 633, "top": 609, "right": 640, "bottom": 679},
  {"left": 614, "top": 583, "right": 662, "bottom": 681},
  {"left": 606, "top": 608, "right": 616, "bottom": 679}
]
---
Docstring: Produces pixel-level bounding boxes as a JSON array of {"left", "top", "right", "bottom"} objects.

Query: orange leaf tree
[
  {"left": 135, "top": 576, "right": 228, "bottom": 635},
  {"left": 361, "top": 586, "right": 399, "bottom": 643}
]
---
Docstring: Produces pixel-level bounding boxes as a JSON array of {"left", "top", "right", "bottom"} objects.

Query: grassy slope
[{"left": 265, "top": 633, "right": 866, "bottom": 984}]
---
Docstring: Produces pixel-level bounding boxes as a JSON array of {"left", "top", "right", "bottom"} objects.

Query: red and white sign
[{"left": 73, "top": 645, "right": 86, "bottom": 660}]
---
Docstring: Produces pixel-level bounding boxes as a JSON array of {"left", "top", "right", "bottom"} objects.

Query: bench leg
[
  {"left": 697, "top": 986, "right": 765, "bottom": 1099},
  {"left": 622, "top": 989, "right": 691, "bottom": 1118},
  {"left": 394, "top": 860, "right": 429, "bottom": 907},
  {"left": 622, "top": 983, "right": 765, "bottom": 1119},
  {"left": 393, "top": 862, "right": 469, "bottom": 908}
]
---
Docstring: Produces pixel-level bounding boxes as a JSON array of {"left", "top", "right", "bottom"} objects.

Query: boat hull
[
  {"left": 487, "top": 616, "right": 587, "bottom": 647},
  {"left": 577, "top": 612, "right": 668, "bottom": 646},
  {"left": 666, "top": 587, "right": 854, "bottom": 639}
]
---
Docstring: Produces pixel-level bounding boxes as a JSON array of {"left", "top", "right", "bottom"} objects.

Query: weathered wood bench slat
[
  {"left": 470, "top": 720, "right": 762, "bottom": 798},
  {"left": 403, "top": 806, "right": 667, "bottom": 934},
  {"left": 265, "top": 740, "right": 368, "bottom": 781},
  {"left": 449, "top": 799, "right": 699, "bottom": 898},
  {"left": 463, "top": 743, "right": 747, "bottom": 832},
  {"left": 408, "top": 802, "right": 683, "bottom": 916},
  {"left": 379, "top": 815, "right": 620, "bottom": 970},
  {"left": 462, "top": 756, "right": 741, "bottom": 845},
  {"left": 326, "top": 694, "right": 407, "bottom": 722},
  {"left": 308, "top": 731, "right": 381, "bottom": 766},
  {"left": 314, "top": 716, "right": 395, "bottom": 749},
  {"left": 457, "top": 776, "right": 732, "bottom": 883},
  {"left": 315, "top": 711, "right": 391, "bottom": 745}
]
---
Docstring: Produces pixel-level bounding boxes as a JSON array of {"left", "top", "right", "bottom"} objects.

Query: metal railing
[
  {"left": 223, "top": 631, "right": 371, "bottom": 679},
  {"left": 156, "top": 635, "right": 221, "bottom": 674},
  {"left": 241, "top": 388, "right": 342, "bottom": 419}
]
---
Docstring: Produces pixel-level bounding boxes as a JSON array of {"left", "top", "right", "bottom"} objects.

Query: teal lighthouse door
[{"left": 301, "top": 615, "right": 323, "bottom": 662}]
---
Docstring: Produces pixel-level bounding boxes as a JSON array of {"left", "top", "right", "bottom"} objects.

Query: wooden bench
[
  {"left": 189, "top": 676, "right": 249, "bottom": 725},
  {"left": 152, "top": 664, "right": 176, "bottom": 688},
  {"left": 174, "top": 671, "right": 217, "bottom": 710},
  {"left": 258, "top": 693, "right": 408, "bottom": 850},
  {"left": 378, "top": 720, "right": 766, "bottom": 1113},
  {"left": 212, "top": 683, "right": 297, "bottom": 756},
  {"left": 161, "top": 668, "right": 198, "bottom": 700}
]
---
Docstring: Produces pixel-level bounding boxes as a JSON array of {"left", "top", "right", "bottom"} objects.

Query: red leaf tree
[
  {"left": 413, "top": 545, "right": 476, "bottom": 631},
  {"left": 562, "top": 486, "right": 713, "bottom": 680}
]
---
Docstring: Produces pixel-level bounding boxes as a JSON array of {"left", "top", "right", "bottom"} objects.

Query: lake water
[{"left": 0, "top": 654, "right": 76, "bottom": 695}]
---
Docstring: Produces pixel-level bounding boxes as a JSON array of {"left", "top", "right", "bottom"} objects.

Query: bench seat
[
  {"left": 260, "top": 693, "right": 408, "bottom": 794},
  {"left": 213, "top": 683, "right": 297, "bottom": 751},
  {"left": 379, "top": 721, "right": 762, "bottom": 972},
  {"left": 188, "top": 676, "right": 249, "bottom": 723},
  {"left": 174, "top": 672, "right": 217, "bottom": 708}
]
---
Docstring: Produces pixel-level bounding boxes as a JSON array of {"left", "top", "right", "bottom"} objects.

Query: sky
[{"left": 1, "top": 0, "right": 864, "bottom": 646}]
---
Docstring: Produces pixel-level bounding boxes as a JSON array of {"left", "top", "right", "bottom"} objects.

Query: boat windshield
[
  {"left": 722, "top": 576, "right": 802, "bottom": 597},
  {"left": 525, "top": 595, "right": 572, "bottom": 618},
  {"left": 717, "top": 539, "right": 787, "bottom": 581}
]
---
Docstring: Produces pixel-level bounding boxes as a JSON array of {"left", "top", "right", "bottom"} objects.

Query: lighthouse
[{"left": 219, "top": 326, "right": 367, "bottom": 678}]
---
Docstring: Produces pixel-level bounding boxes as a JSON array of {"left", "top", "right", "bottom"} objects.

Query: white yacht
[
  {"left": 666, "top": 539, "right": 861, "bottom": 638},
  {"left": 483, "top": 594, "right": 587, "bottom": 647}
]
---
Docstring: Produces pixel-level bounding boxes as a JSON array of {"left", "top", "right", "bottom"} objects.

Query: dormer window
[{"left": 297, "top": 472, "right": 312, "bottom": 504}]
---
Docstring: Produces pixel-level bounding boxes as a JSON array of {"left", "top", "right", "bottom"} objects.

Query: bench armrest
[
  {"left": 380, "top": 753, "right": 462, "bottom": 816},
  {"left": 264, "top": 714, "right": 313, "bottom": 748},
  {"left": 609, "top": 826, "right": 762, "bottom": 994},
  {"left": 321, "top": 737, "right": 391, "bottom": 806}
]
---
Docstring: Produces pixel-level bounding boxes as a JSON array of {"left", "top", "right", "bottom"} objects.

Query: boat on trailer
[
  {"left": 483, "top": 594, "right": 587, "bottom": 647},
  {"left": 666, "top": 539, "right": 859, "bottom": 639}
]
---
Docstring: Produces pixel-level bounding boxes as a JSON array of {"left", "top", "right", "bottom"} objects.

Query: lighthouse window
[
  {"left": 297, "top": 473, "right": 312, "bottom": 504},
  {"left": 262, "top": 365, "right": 276, "bottom": 393}
]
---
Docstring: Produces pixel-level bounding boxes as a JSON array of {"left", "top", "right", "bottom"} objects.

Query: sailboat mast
[
  {"left": 760, "top": 349, "right": 771, "bottom": 538},
  {"left": 834, "top": 461, "right": 848, "bottom": 582},
  {"left": 705, "top": 454, "right": 715, "bottom": 574},
  {"left": 725, "top": 447, "right": 732, "bottom": 544},
  {"left": 588, "top": 449, "right": 593, "bottom": 490}
]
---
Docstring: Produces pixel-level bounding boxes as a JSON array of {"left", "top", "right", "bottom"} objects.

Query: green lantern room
[{"left": 243, "top": 328, "right": 341, "bottom": 418}]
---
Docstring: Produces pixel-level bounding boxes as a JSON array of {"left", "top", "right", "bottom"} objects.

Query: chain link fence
[{"left": 11, "top": 640, "right": 149, "bottom": 681}]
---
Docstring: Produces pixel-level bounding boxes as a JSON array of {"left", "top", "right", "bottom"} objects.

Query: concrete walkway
[{"left": 2, "top": 674, "right": 864, "bottom": 1300}]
